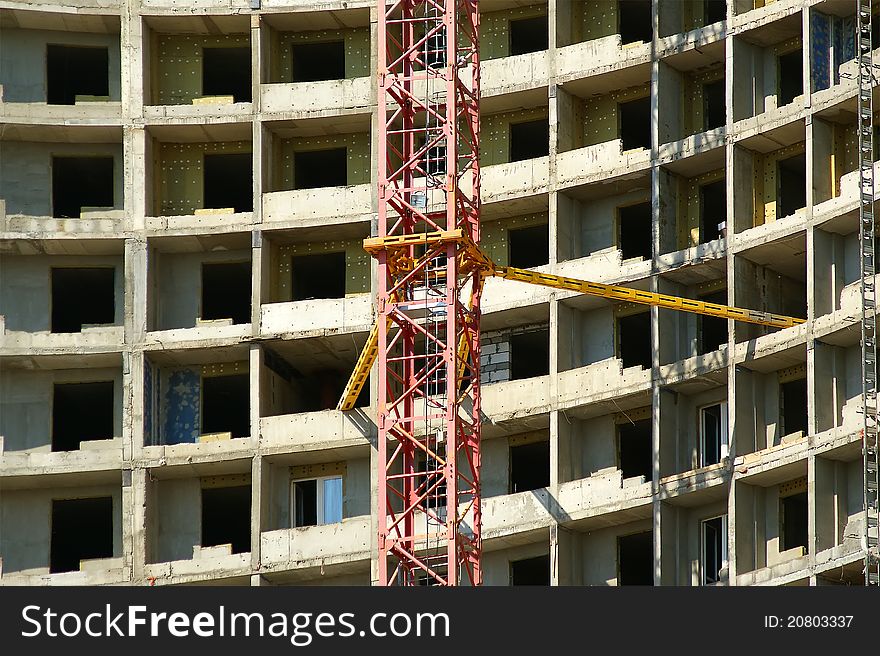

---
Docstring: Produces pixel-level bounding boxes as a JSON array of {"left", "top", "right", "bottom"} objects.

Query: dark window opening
[
  {"left": 509, "top": 224, "right": 549, "bottom": 268},
  {"left": 618, "top": 312, "right": 652, "bottom": 369},
  {"left": 619, "top": 96, "right": 651, "bottom": 150},
  {"left": 699, "top": 290, "right": 727, "bottom": 355},
  {"left": 53, "top": 381, "right": 114, "bottom": 452},
  {"left": 52, "top": 156, "right": 114, "bottom": 219},
  {"left": 421, "top": 141, "right": 446, "bottom": 176},
  {"left": 702, "top": 516, "right": 725, "bottom": 584},
  {"left": 778, "top": 153, "right": 806, "bottom": 219},
  {"left": 201, "top": 261, "right": 251, "bottom": 324},
  {"left": 302, "top": 369, "right": 348, "bottom": 412},
  {"left": 292, "top": 479, "right": 318, "bottom": 526},
  {"left": 291, "top": 251, "right": 346, "bottom": 301},
  {"left": 778, "top": 50, "right": 803, "bottom": 107},
  {"left": 50, "top": 497, "right": 113, "bottom": 573},
  {"left": 292, "top": 41, "right": 344, "bottom": 82},
  {"left": 509, "top": 119, "right": 549, "bottom": 162},
  {"left": 703, "top": 79, "right": 725, "bottom": 131},
  {"left": 704, "top": 0, "right": 726, "bottom": 25},
  {"left": 617, "top": 418, "right": 652, "bottom": 481},
  {"left": 619, "top": 0, "right": 653, "bottom": 44},
  {"left": 202, "top": 374, "right": 250, "bottom": 438},
  {"left": 700, "top": 403, "right": 725, "bottom": 466},
  {"left": 618, "top": 531, "right": 653, "bottom": 585},
  {"left": 202, "top": 47, "right": 251, "bottom": 102},
  {"left": 415, "top": 451, "right": 447, "bottom": 509},
  {"left": 203, "top": 153, "right": 253, "bottom": 213},
  {"left": 781, "top": 377, "right": 807, "bottom": 437},
  {"left": 699, "top": 179, "right": 725, "bottom": 243},
  {"left": 509, "top": 16, "right": 548, "bottom": 56},
  {"left": 425, "top": 26, "right": 447, "bottom": 68},
  {"left": 510, "top": 554, "right": 550, "bottom": 586},
  {"left": 294, "top": 147, "right": 347, "bottom": 189},
  {"left": 46, "top": 45, "right": 109, "bottom": 105},
  {"left": 780, "top": 490, "right": 808, "bottom": 552},
  {"left": 510, "top": 440, "right": 550, "bottom": 493},
  {"left": 510, "top": 329, "right": 550, "bottom": 380},
  {"left": 51, "top": 267, "right": 114, "bottom": 332},
  {"left": 618, "top": 202, "right": 652, "bottom": 260},
  {"left": 201, "top": 485, "right": 251, "bottom": 553}
]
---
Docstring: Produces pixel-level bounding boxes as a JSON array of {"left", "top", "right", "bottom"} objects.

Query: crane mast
[{"left": 375, "top": 0, "right": 482, "bottom": 586}]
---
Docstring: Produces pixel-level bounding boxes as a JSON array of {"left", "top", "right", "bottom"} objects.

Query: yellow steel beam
[
  {"left": 337, "top": 317, "right": 387, "bottom": 411},
  {"left": 492, "top": 266, "right": 806, "bottom": 329},
  {"left": 363, "top": 229, "right": 465, "bottom": 255}
]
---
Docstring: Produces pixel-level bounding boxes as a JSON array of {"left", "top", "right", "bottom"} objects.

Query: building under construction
[{"left": 0, "top": 0, "right": 878, "bottom": 586}]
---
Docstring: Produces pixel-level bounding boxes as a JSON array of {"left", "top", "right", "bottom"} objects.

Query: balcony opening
[
  {"left": 509, "top": 224, "right": 549, "bottom": 268},
  {"left": 510, "top": 554, "right": 550, "bottom": 586},
  {"left": 46, "top": 45, "right": 109, "bottom": 105},
  {"left": 203, "top": 153, "right": 253, "bottom": 213},
  {"left": 780, "top": 490, "right": 808, "bottom": 552},
  {"left": 52, "top": 156, "right": 114, "bottom": 218},
  {"left": 202, "top": 47, "right": 251, "bottom": 102},
  {"left": 291, "top": 476, "right": 343, "bottom": 527},
  {"left": 292, "top": 41, "right": 345, "bottom": 82},
  {"left": 50, "top": 497, "right": 113, "bottom": 573},
  {"left": 291, "top": 251, "right": 346, "bottom": 301},
  {"left": 294, "top": 147, "right": 347, "bottom": 189},
  {"left": 619, "top": 96, "right": 651, "bottom": 151},
  {"left": 510, "top": 329, "right": 550, "bottom": 380},
  {"left": 509, "top": 16, "right": 548, "bottom": 56},
  {"left": 777, "top": 153, "right": 806, "bottom": 219},
  {"left": 704, "top": 0, "right": 726, "bottom": 25},
  {"left": 617, "top": 312, "right": 651, "bottom": 369},
  {"left": 618, "top": 202, "right": 652, "bottom": 260},
  {"left": 509, "top": 119, "right": 549, "bottom": 162},
  {"left": 201, "top": 261, "right": 251, "bottom": 324},
  {"left": 698, "top": 291, "right": 728, "bottom": 354},
  {"left": 703, "top": 79, "right": 725, "bottom": 130},
  {"left": 201, "top": 485, "right": 251, "bottom": 553},
  {"left": 509, "top": 440, "right": 550, "bottom": 493},
  {"left": 699, "top": 402, "right": 728, "bottom": 466},
  {"left": 51, "top": 267, "right": 114, "bottom": 333},
  {"left": 701, "top": 515, "right": 727, "bottom": 585},
  {"left": 780, "top": 377, "right": 807, "bottom": 437},
  {"left": 699, "top": 179, "right": 725, "bottom": 243},
  {"left": 618, "top": 531, "right": 653, "bottom": 585},
  {"left": 202, "top": 374, "right": 250, "bottom": 438},
  {"left": 619, "top": 0, "right": 652, "bottom": 44},
  {"left": 53, "top": 381, "right": 114, "bottom": 452},
  {"left": 617, "top": 418, "right": 652, "bottom": 481},
  {"left": 301, "top": 370, "right": 348, "bottom": 412},
  {"left": 777, "top": 50, "right": 802, "bottom": 107}
]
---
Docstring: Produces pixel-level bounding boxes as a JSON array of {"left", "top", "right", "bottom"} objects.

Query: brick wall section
[{"left": 481, "top": 323, "right": 549, "bottom": 383}]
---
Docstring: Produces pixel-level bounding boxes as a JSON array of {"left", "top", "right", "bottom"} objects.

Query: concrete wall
[
  {"left": 0, "top": 141, "right": 124, "bottom": 217},
  {"left": 0, "top": 254, "right": 124, "bottom": 332},
  {"left": 660, "top": 500, "right": 727, "bottom": 585},
  {"left": 155, "top": 140, "right": 251, "bottom": 216},
  {"left": 480, "top": 4, "right": 548, "bottom": 61},
  {"left": 152, "top": 248, "right": 252, "bottom": 329},
  {"left": 271, "top": 27, "right": 369, "bottom": 82},
  {"left": 268, "top": 238, "right": 369, "bottom": 302},
  {"left": 483, "top": 106, "right": 548, "bottom": 166},
  {"left": 0, "top": 483, "right": 122, "bottom": 574},
  {"left": 151, "top": 33, "right": 250, "bottom": 105},
  {"left": 0, "top": 367, "right": 123, "bottom": 452},
  {"left": 275, "top": 132, "right": 370, "bottom": 191},
  {"left": 153, "top": 477, "right": 202, "bottom": 563},
  {"left": 0, "top": 28, "right": 121, "bottom": 103},
  {"left": 578, "top": 519, "right": 653, "bottom": 586}
]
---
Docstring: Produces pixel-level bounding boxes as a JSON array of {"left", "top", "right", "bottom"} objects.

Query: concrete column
[
  {"left": 251, "top": 453, "right": 265, "bottom": 572},
  {"left": 130, "top": 467, "right": 149, "bottom": 583},
  {"left": 125, "top": 237, "right": 148, "bottom": 343}
]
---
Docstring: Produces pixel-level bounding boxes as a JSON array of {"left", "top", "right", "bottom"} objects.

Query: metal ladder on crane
[{"left": 857, "top": 0, "right": 880, "bottom": 586}]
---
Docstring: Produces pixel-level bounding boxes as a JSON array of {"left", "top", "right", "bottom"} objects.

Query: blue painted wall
[{"left": 162, "top": 368, "right": 200, "bottom": 445}]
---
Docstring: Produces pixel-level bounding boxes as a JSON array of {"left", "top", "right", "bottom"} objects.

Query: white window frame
[
  {"left": 700, "top": 514, "right": 728, "bottom": 586},
  {"left": 289, "top": 475, "right": 343, "bottom": 528},
  {"left": 699, "top": 401, "right": 728, "bottom": 467}
]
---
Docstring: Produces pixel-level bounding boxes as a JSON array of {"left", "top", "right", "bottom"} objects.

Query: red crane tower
[{"left": 374, "top": 0, "right": 482, "bottom": 586}]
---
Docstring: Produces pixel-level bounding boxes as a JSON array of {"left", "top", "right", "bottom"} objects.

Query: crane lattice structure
[{"left": 363, "top": 0, "right": 808, "bottom": 587}]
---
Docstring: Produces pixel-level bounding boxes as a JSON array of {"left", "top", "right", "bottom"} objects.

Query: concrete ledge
[
  {"left": 482, "top": 374, "right": 552, "bottom": 423},
  {"left": 262, "top": 186, "right": 371, "bottom": 225},
  {"left": 146, "top": 211, "right": 255, "bottom": 233},
  {"left": 0, "top": 444, "right": 124, "bottom": 478},
  {"left": 140, "top": 438, "right": 254, "bottom": 468},
  {"left": 482, "top": 50, "right": 548, "bottom": 97},
  {"left": 260, "top": 296, "right": 372, "bottom": 337},
  {"left": 557, "top": 360, "right": 651, "bottom": 412},
  {"left": 0, "top": 325, "right": 124, "bottom": 351},
  {"left": 144, "top": 323, "right": 252, "bottom": 347},
  {"left": 260, "top": 410, "right": 373, "bottom": 451},
  {"left": 556, "top": 143, "right": 651, "bottom": 190},
  {"left": 556, "top": 36, "right": 651, "bottom": 86},
  {"left": 260, "top": 516, "right": 370, "bottom": 570},
  {"left": 558, "top": 474, "right": 653, "bottom": 528},
  {"left": 144, "top": 101, "right": 251, "bottom": 121},
  {"left": 260, "top": 78, "right": 370, "bottom": 115},
  {"left": 0, "top": 562, "right": 129, "bottom": 586},
  {"left": 144, "top": 552, "right": 251, "bottom": 585},
  {"left": 1, "top": 214, "right": 123, "bottom": 235},
  {"left": 482, "top": 157, "right": 549, "bottom": 204},
  {"left": 0, "top": 101, "right": 123, "bottom": 124}
]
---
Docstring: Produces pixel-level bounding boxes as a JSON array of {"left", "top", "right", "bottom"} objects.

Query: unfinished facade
[{"left": 0, "top": 0, "right": 874, "bottom": 587}]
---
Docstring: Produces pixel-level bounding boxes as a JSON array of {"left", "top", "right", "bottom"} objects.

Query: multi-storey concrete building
[{"left": 0, "top": 0, "right": 873, "bottom": 586}]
